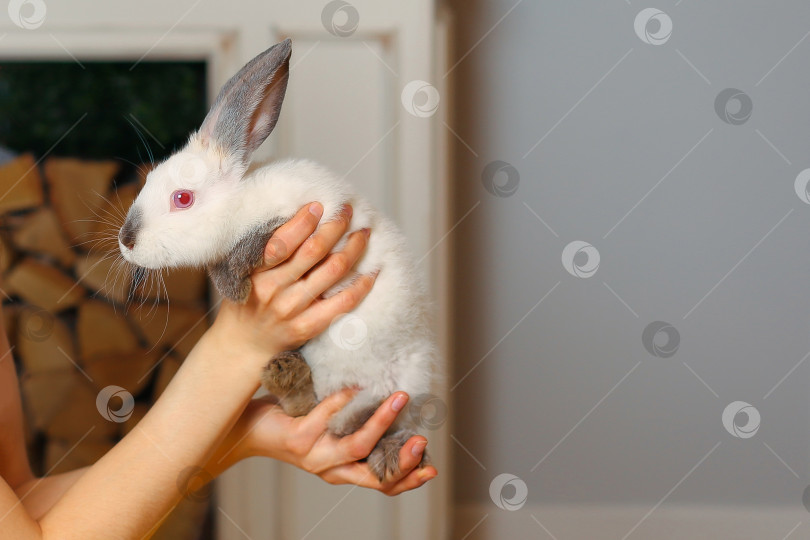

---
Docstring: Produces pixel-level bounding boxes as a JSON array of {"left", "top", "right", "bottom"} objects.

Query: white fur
[{"left": 121, "top": 138, "right": 436, "bottom": 428}]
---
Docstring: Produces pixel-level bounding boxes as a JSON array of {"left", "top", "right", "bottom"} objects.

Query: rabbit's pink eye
[{"left": 171, "top": 189, "right": 194, "bottom": 210}]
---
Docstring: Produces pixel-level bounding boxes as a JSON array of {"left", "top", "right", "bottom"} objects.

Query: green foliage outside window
[{"left": 0, "top": 62, "right": 207, "bottom": 166}]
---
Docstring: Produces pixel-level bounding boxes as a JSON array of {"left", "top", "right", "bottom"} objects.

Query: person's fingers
[
  {"left": 289, "top": 272, "right": 376, "bottom": 342},
  {"left": 304, "top": 228, "right": 370, "bottom": 295},
  {"left": 391, "top": 436, "right": 429, "bottom": 479},
  {"left": 255, "top": 203, "right": 323, "bottom": 272},
  {"left": 281, "top": 204, "right": 353, "bottom": 283},
  {"left": 272, "top": 228, "right": 370, "bottom": 318},
  {"left": 337, "top": 392, "right": 408, "bottom": 461},
  {"left": 381, "top": 465, "right": 437, "bottom": 496},
  {"left": 319, "top": 462, "right": 380, "bottom": 488},
  {"left": 296, "top": 388, "right": 357, "bottom": 440},
  {"left": 318, "top": 460, "right": 437, "bottom": 495},
  {"left": 363, "top": 436, "right": 432, "bottom": 494}
]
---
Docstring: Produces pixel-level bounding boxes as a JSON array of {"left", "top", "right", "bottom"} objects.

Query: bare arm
[
  {"left": 1, "top": 320, "right": 273, "bottom": 539},
  {"left": 0, "top": 203, "right": 435, "bottom": 539},
  {"left": 39, "top": 328, "right": 271, "bottom": 538}
]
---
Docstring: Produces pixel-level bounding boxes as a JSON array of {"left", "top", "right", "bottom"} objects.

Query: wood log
[
  {"left": 20, "top": 370, "right": 79, "bottom": 431},
  {"left": 2, "top": 303, "right": 17, "bottom": 350},
  {"left": 75, "top": 252, "right": 132, "bottom": 304},
  {"left": 44, "top": 379, "right": 118, "bottom": 441},
  {"left": 135, "top": 267, "right": 208, "bottom": 304},
  {"left": 45, "top": 437, "right": 114, "bottom": 476},
  {"left": 10, "top": 208, "right": 76, "bottom": 267},
  {"left": 43, "top": 157, "right": 120, "bottom": 247},
  {"left": 0, "top": 232, "right": 14, "bottom": 274},
  {"left": 17, "top": 310, "right": 77, "bottom": 375},
  {"left": 4, "top": 258, "right": 85, "bottom": 311},
  {"left": 77, "top": 300, "right": 138, "bottom": 359},
  {"left": 128, "top": 303, "right": 209, "bottom": 351},
  {"left": 92, "top": 182, "right": 139, "bottom": 228},
  {"left": 83, "top": 348, "right": 160, "bottom": 397},
  {"left": 89, "top": 183, "right": 140, "bottom": 253},
  {"left": 0, "top": 154, "right": 45, "bottom": 214}
]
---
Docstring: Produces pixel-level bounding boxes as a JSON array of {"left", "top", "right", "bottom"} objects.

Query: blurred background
[
  {"left": 451, "top": 0, "right": 810, "bottom": 538},
  {"left": 2, "top": 0, "right": 810, "bottom": 539}
]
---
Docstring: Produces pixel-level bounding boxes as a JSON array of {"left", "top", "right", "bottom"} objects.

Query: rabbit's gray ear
[{"left": 198, "top": 38, "right": 292, "bottom": 165}]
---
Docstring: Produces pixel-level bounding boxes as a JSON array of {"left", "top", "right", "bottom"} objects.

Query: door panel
[{"left": 279, "top": 37, "right": 395, "bottom": 215}]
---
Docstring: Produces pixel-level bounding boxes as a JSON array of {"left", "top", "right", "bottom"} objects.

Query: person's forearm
[
  {"left": 16, "top": 411, "right": 251, "bottom": 522},
  {"left": 14, "top": 468, "right": 86, "bottom": 521},
  {"left": 36, "top": 329, "right": 270, "bottom": 540}
]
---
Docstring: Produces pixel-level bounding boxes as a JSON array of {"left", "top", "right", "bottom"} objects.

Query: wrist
[
  {"left": 209, "top": 301, "right": 287, "bottom": 357},
  {"left": 202, "top": 317, "right": 279, "bottom": 371},
  {"left": 209, "top": 431, "right": 250, "bottom": 474},
  {"left": 237, "top": 398, "right": 290, "bottom": 462}
]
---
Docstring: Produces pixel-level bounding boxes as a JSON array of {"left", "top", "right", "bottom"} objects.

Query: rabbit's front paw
[
  {"left": 261, "top": 350, "right": 317, "bottom": 417},
  {"left": 367, "top": 430, "right": 428, "bottom": 482}
]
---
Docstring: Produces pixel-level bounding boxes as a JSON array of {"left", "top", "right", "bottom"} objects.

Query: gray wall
[{"left": 450, "top": 0, "right": 810, "bottom": 517}]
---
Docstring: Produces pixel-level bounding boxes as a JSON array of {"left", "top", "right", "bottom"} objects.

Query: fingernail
[
  {"left": 391, "top": 393, "right": 408, "bottom": 412},
  {"left": 411, "top": 440, "right": 427, "bottom": 458},
  {"left": 309, "top": 202, "right": 323, "bottom": 218},
  {"left": 361, "top": 228, "right": 370, "bottom": 237},
  {"left": 342, "top": 204, "right": 353, "bottom": 218},
  {"left": 418, "top": 469, "right": 435, "bottom": 481}
]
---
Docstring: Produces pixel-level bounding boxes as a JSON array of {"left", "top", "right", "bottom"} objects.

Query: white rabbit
[{"left": 118, "top": 39, "right": 436, "bottom": 480}]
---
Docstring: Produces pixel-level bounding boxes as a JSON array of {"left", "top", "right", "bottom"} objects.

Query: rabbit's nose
[
  {"left": 119, "top": 209, "right": 141, "bottom": 250},
  {"left": 120, "top": 231, "right": 136, "bottom": 250}
]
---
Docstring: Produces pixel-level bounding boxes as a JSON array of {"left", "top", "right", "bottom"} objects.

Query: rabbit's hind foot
[
  {"left": 367, "top": 429, "right": 429, "bottom": 483},
  {"left": 261, "top": 350, "right": 317, "bottom": 417}
]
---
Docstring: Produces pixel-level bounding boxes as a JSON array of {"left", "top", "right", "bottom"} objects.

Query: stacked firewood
[{"left": 0, "top": 153, "right": 212, "bottom": 539}]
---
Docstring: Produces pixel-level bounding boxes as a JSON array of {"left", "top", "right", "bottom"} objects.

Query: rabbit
[{"left": 117, "top": 38, "right": 437, "bottom": 481}]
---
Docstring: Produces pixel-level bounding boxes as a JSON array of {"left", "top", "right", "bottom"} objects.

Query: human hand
[
  {"left": 210, "top": 202, "right": 375, "bottom": 364},
  {"left": 216, "top": 390, "right": 438, "bottom": 496}
]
